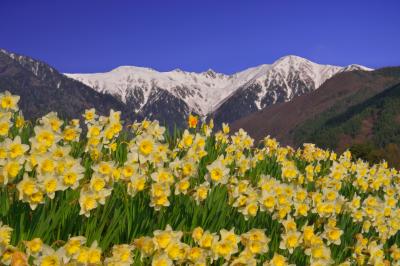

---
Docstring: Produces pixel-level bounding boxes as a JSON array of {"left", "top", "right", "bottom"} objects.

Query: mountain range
[
  {"left": 65, "top": 55, "right": 372, "bottom": 125},
  {"left": 3, "top": 48, "right": 400, "bottom": 166},
  {"left": 1, "top": 48, "right": 373, "bottom": 128}
]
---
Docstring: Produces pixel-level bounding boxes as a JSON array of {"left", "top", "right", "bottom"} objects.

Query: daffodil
[
  {"left": 0, "top": 222, "right": 12, "bottom": 246},
  {"left": 206, "top": 157, "right": 229, "bottom": 185},
  {"left": 134, "top": 236, "right": 155, "bottom": 258},
  {"left": 24, "top": 238, "right": 43, "bottom": 256},
  {"left": 279, "top": 231, "right": 302, "bottom": 254},
  {"left": 187, "top": 114, "right": 198, "bottom": 129},
  {"left": 263, "top": 253, "right": 293, "bottom": 266},
  {"left": 193, "top": 182, "right": 210, "bottom": 205},
  {"left": 150, "top": 182, "right": 171, "bottom": 210},
  {"left": 174, "top": 178, "right": 190, "bottom": 195},
  {"left": 107, "top": 244, "right": 134, "bottom": 265},
  {"left": 127, "top": 175, "right": 147, "bottom": 196},
  {"left": 0, "top": 115, "right": 11, "bottom": 136},
  {"left": 79, "top": 191, "right": 98, "bottom": 217},
  {"left": 83, "top": 108, "right": 98, "bottom": 124},
  {"left": 0, "top": 91, "right": 19, "bottom": 111}
]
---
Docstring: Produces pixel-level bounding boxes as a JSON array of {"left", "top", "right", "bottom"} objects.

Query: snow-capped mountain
[
  {"left": 66, "top": 55, "right": 372, "bottom": 124},
  {"left": 212, "top": 56, "right": 372, "bottom": 124},
  {"left": 66, "top": 65, "right": 264, "bottom": 116}
]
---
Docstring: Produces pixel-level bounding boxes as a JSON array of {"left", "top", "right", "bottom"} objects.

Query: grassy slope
[
  {"left": 231, "top": 67, "right": 400, "bottom": 147},
  {"left": 293, "top": 82, "right": 400, "bottom": 167}
]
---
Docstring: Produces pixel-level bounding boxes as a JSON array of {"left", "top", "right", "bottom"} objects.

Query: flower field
[{"left": 0, "top": 91, "right": 400, "bottom": 265}]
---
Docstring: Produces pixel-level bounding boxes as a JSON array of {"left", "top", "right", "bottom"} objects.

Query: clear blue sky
[{"left": 1, "top": 0, "right": 399, "bottom": 74}]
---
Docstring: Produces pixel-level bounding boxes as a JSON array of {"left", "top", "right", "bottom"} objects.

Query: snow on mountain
[
  {"left": 340, "top": 64, "right": 373, "bottom": 72},
  {"left": 247, "top": 55, "right": 344, "bottom": 109},
  {"left": 211, "top": 56, "right": 373, "bottom": 124},
  {"left": 66, "top": 66, "right": 258, "bottom": 115},
  {"left": 65, "top": 56, "right": 372, "bottom": 117}
]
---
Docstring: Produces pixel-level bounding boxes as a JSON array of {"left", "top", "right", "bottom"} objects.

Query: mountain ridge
[
  {"left": 0, "top": 48, "right": 131, "bottom": 121},
  {"left": 66, "top": 56, "right": 372, "bottom": 123},
  {"left": 231, "top": 67, "right": 400, "bottom": 148}
]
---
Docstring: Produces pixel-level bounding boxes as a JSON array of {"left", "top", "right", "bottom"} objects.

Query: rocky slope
[{"left": 0, "top": 49, "right": 130, "bottom": 121}]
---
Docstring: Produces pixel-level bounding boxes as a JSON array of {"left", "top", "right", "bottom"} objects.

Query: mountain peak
[
  {"left": 272, "top": 55, "right": 312, "bottom": 67},
  {"left": 202, "top": 69, "right": 217, "bottom": 78},
  {"left": 172, "top": 68, "right": 183, "bottom": 73},
  {"left": 341, "top": 64, "right": 373, "bottom": 72}
]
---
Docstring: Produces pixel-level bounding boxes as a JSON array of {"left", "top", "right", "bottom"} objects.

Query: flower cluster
[
  {"left": 2, "top": 222, "right": 400, "bottom": 265},
  {"left": 1, "top": 91, "right": 400, "bottom": 265}
]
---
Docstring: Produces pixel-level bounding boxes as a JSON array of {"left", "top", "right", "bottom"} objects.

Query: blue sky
[{"left": 1, "top": 0, "right": 399, "bottom": 74}]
